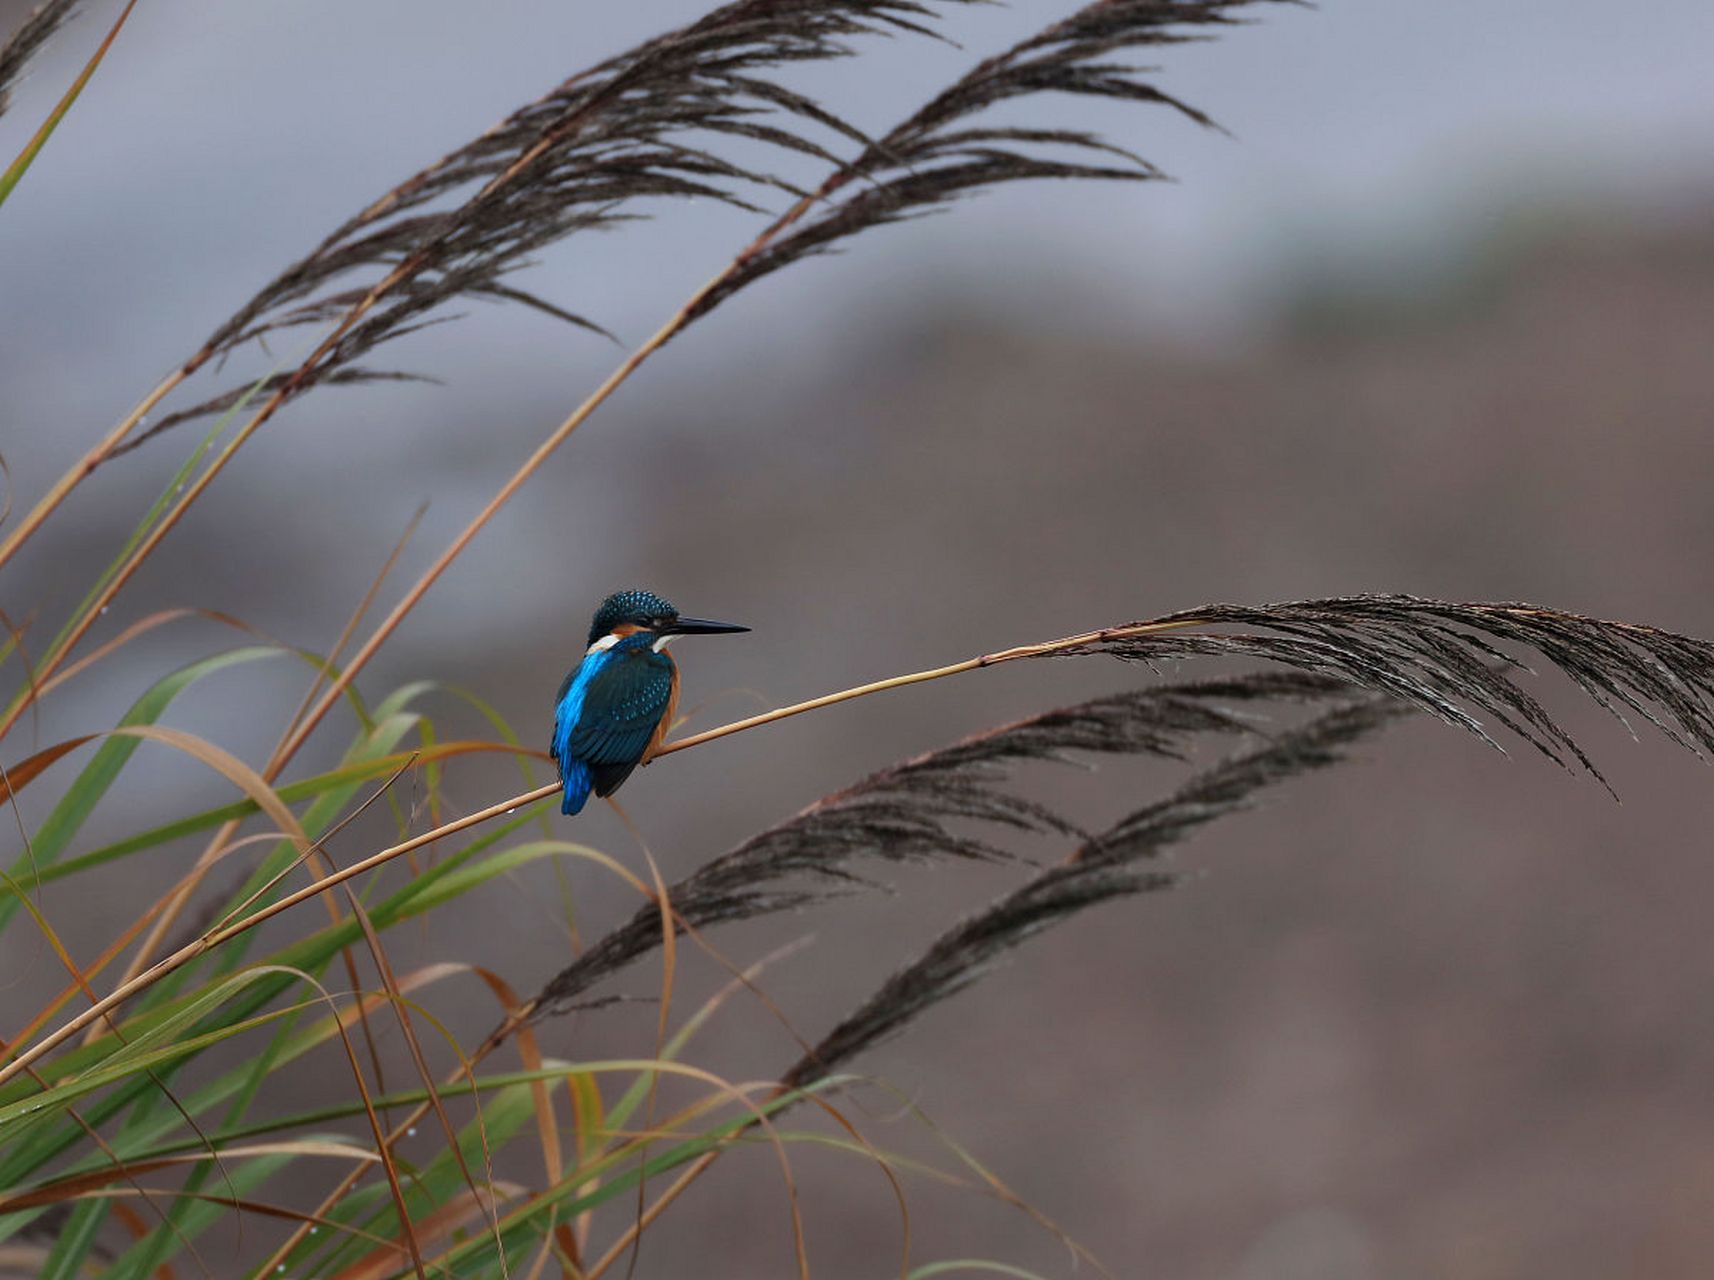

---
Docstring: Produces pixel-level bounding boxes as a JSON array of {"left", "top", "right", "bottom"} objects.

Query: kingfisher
[{"left": 550, "top": 589, "right": 748, "bottom": 816}]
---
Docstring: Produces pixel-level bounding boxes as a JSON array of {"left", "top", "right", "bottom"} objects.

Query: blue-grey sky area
[{"left": 4, "top": 0, "right": 1712, "bottom": 420}]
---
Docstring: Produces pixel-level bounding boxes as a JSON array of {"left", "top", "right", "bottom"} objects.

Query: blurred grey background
[{"left": 4, "top": 2, "right": 1714, "bottom": 1277}]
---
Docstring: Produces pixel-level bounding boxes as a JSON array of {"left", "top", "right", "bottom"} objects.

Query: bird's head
[{"left": 586, "top": 588, "right": 749, "bottom": 651}]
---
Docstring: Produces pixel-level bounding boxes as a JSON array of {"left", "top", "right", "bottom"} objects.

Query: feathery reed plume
[
  {"left": 782, "top": 694, "right": 1408, "bottom": 1087},
  {"left": 113, "top": 0, "right": 977, "bottom": 454},
  {"left": 657, "top": 595, "right": 1714, "bottom": 785},
  {"left": 122, "top": 370, "right": 441, "bottom": 448},
  {"left": 690, "top": 0, "right": 1261, "bottom": 320},
  {"left": 119, "top": 0, "right": 1281, "bottom": 454},
  {"left": 0, "top": 0, "right": 76, "bottom": 118},
  {"left": 531, "top": 671, "right": 1364, "bottom": 1018},
  {"left": 1078, "top": 595, "right": 1714, "bottom": 786}
]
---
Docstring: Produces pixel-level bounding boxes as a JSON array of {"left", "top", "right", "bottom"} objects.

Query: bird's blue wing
[
  {"left": 549, "top": 669, "right": 576, "bottom": 762},
  {"left": 552, "top": 657, "right": 604, "bottom": 814},
  {"left": 552, "top": 641, "right": 674, "bottom": 812},
  {"left": 569, "top": 646, "right": 674, "bottom": 766}
]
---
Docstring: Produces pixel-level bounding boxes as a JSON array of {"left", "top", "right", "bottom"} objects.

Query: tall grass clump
[{"left": 2, "top": 1, "right": 1710, "bottom": 1275}]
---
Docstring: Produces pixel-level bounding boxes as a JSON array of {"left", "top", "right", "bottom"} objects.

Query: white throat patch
[{"left": 651, "top": 634, "right": 676, "bottom": 652}]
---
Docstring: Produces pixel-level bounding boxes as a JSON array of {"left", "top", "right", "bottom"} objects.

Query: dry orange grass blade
[
  {"left": 2, "top": 830, "right": 286, "bottom": 1055},
  {"left": 2, "top": 847, "right": 133, "bottom": 1045},
  {"left": 10, "top": 966, "right": 430, "bottom": 1271},
  {"left": 2, "top": 777, "right": 407, "bottom": 1118},
  {"left": 143, "top": 955, "right": 495, "bottom": 1254},
  {"left": 625, "top": 1078, "right": 920, "bottom": 1280},
  {"left": 577, "top": 1067, "right": 911, "bottom": 1280},
  {"left": 0, "top": 734, "right": 95, "bottom": 804},
  {"left": 791, "top": 1089, "right": 915, "bottom": 1279},
  {"left": 560, "top": 937, "right": 811, "bottom": 1267},
  {"left": 267, "top": 871, "right": 802, "bottom": 1275}
]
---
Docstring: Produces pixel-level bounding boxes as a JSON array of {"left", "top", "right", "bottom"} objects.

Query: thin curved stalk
[
  {"left": 0, "top": 0, "right": 140, "bottom": 210},
  {"left": 0, "top": 368, "right": 185, "bottom": 578},
  {"left": 655, "top": 620, "right": 1207, "bottom": 757},
  {"left": 0, "top": 617, "right": 1194, "bottom": 1091}
]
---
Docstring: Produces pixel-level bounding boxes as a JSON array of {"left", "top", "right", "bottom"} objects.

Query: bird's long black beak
[{"left": 661, "top": 616, "right": 749, "bottom": 637}]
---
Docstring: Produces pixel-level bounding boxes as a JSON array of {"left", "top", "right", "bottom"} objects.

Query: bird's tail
[{"left": 560, "top": 759, "right": 593, "bottom": 816}]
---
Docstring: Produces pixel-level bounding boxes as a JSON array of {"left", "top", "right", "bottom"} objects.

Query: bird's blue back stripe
[
  {"left": 554, "top": 648, "right": 613, "bottom": 804},
  {"left": 554, "top": 648, "right": 610, "bottom": 757}
]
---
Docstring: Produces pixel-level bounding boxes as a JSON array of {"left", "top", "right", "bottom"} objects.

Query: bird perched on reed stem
[{"left": 551, "top": 589, "right": 748, "bottom": 815}]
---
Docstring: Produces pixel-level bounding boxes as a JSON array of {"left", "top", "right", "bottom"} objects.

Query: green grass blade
[
  {"left": 0, "top": 1, "right": 139, "bottom": 211},
  {"left": 0, "top": 646, "right": 283, "bottom": 929},
  {"left": 37, "top": 1199, "right": 107, "bottom": 1280}
]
